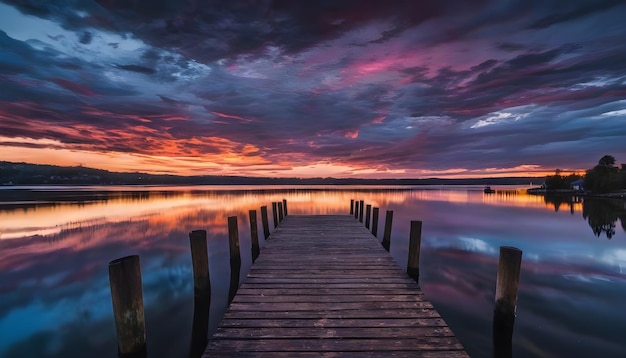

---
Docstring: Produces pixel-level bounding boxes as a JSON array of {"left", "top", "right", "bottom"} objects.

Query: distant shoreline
[
  {"left": 1, "top": 161, "right": 541, "bottom": 186},
  {"left": 527, "top": 187, "right": 626, "bottom": 200}
]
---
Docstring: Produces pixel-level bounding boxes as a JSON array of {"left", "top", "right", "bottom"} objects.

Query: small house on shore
[{"left": 570, "top": 179, "right": 585, "bottom": 191}]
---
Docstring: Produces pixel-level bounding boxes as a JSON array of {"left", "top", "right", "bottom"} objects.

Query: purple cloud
[{"left": 0, "top": 1, "right": 625, "bottom": 177}]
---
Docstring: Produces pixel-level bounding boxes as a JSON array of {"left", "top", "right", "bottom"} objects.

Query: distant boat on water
[{"left": 484, "top": 186, "right": 496, "bottom": 193}]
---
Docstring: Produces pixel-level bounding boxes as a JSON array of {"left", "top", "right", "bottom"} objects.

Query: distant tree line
[
  {"left": 544, "top": 170, "right": 582, "bottom": 190},
  {"left": 544, "top": 155, "right": 626, "bottom": 193},
  {"left": 0, "top": 161, "right": 539, "bottom": 186}
]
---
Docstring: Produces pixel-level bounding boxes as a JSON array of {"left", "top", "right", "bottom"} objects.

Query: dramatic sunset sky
[{"left": 0, "top": 1, "right": 625, "bottom": 178}]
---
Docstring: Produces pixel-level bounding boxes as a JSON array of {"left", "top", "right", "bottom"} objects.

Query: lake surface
[{"left": 1, "top": 185, "right": 625, "bottom": 357}]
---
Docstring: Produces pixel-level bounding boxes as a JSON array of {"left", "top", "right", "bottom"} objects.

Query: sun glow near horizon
[
  {"left": 0, "top": 137, "right": 574, "bottom": 179},
  {"left": 1, "top": 1, "right": 624, "bottom": 179}
]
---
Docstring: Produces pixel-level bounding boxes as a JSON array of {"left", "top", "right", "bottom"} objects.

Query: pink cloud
[
  {"left": 48, "top": 78, "right": 96, "bottom": 96},
  {"left": 211, "top": 111, "right": 254, "bottom": 122}
]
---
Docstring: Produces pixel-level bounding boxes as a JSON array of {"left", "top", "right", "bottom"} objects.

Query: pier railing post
[
  {"left": 493, "top": 246, "right": 522, "bottom": 358},
  {"left": 283, "top": 199, "right": 288, "bottom": 216},
  {"left": 278, "top": 202, "right": 284, "bottom": 222},
  {"left": 189, "top": 230, "right": 210, "bottom": 296},
  {"left": 350, "top": 199, "right": 354, "bottom": 215},
  {"left": 381, "top": 210, "right": 393, "bottom": 251},
  {"left": 407, "top": 221, "right": 422, "bottom": 284},
  {"left": 188, "top": 230, "right": 210, "bottom": 358},
  {"left": 260, "top": 206, "right": 270, "bottom": 239},
  {"left": 372, "top": 207, "right": 379, "bottom": 237},
  {"left": 249, "top": 210, "right": 260, "bottom": 262},
  {"left": 359, "top": 200, "right": 364, "bottom": 223},
  {"left": 227, "top": 216, "right": 241, "bottom": 304},
  {"left": 272, "top": 202, "right": 278, "bottom": 228},
  {"left": 354, "top": 200, "right": 359, "bottom": 219},
  {"left": 108, "top": 255, "right": 146, "bottom": 356},
  {"left": 365, "top": 204, "right": 372, "bottom": 229}
]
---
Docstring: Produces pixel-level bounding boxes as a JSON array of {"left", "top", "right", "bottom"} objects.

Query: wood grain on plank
[{"left": 202, "top": 215, "right": 468, "bottom": 357}]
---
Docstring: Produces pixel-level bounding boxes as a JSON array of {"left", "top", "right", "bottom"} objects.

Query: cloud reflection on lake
[{"left": 0, "top": 185, "right": 624, "bottom": 357}]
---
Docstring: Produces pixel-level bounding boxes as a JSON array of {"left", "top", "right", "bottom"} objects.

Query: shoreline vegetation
[
  {"left": 1, "top": 161, "right": 540, "bottom": 187},
  {"left": 527, "top": 155, "right": 626, "bottom": 200}
]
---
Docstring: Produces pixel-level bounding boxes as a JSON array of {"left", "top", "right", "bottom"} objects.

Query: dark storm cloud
[
  {"left": 3, "top": 1, "right": 624, "bottom": 63},
  {"left": 0, "top": 27, "right": 141, "bottom": 102},
  {"left": 113, "top": 64, "right": 155, "bottom": 74},
  {"left": 77, "top": 30, "right": 91, "bottom": 44},
  {"left": 1, "top": 0, "right": 626, "bottom": 176},
  {"left": 528, "top": 0, "right": 625, "bottom": 29},
  {"left": 4, "top": 0, "right": 485, "bottom": 61},
  {"left": 495, "top": 42, "right": 530, "bottom": 52},
  {"left": 0, "top": 30, "right": 45, "bottom": 74}
]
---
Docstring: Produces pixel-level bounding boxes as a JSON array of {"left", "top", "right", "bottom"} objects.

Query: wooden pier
[{"left": 202, "top": 215, "right": 469, "bottom": 357}]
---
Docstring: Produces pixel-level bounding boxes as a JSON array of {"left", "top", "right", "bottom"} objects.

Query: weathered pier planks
[{"left": 202, "top": 215, "right": 469, "bottom": 357}]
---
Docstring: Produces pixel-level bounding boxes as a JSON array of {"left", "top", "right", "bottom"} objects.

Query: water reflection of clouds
[
  {"left": 422, "top": 243, "right": 626, "bottom": 357},
  {"left": 458, "top": 236, "right": 496, "bottom": 254},
  {"left": 1, "top": 187, "right": 625, "bottom": 358},
  {"left": 599, "top": 249, "right": 626, "bottom": 273}
]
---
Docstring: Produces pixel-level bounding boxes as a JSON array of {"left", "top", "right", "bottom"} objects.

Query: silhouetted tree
[
  {"left": 582, "top": 198, "right": 619, "bottom": 239},
  {"left": 599, "top": 155, "right": 616, "bottom": 167},
  {"left": 544, "top": 170, "right": 581, "bottom": 190},
  {"left": 543, "top": 195, "right": 577, "bottom": 213},
  {"left": 584, "top": 155, "right": 623, "bottom": 193}
]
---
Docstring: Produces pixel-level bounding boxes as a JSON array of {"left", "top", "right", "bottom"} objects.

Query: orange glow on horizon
[
  {"left": 0, "top": 136, "right": 585, "bottom": 179},
  {"left": 0, "top": 186, "right": 582, "bottom": 243}
]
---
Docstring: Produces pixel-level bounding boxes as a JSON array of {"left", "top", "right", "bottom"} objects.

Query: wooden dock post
[
  {"left": 354, "top": 200, "right": 359, "bottom": 219},
  {"left": 249, "top": 210, "right": 260, "bottom": 262},
  {"left": 260, "top": 206, "right": 270, "bottom": 239},
  {"left": 278, "top": 202, "right": 284, "bottom": 222},
  {"left": 282, "top": 199, "right": 288, "bottom": 216},
  {"left": 365, "top": 204, "right": 372, "bottom": 229},
  {"left": 381, "top": 210, "right": 393, "bottom": 251},
  {"left": 227, "top": 216, "right": 241, "bottom": 304},
  {"left": 272, "top": 202, "right": 278, "bottom": 228},
  {"left": 189, "top": 230, "right": 210, "bottom": 296},
  {"left": 350, "top": 199, "right": 354, "bottom": 215},
  {"left": 493, "top": 246, "right": 522, "bottom": 358},
  {"left": 108, "top": 255, "right": 146, "bottom": 357},
  {"left": 372, "top": 207, "right": 379, "bottom": 237},
  {"left": 407, "top": 221, "right": 422, "bottom": 284},
  {"left": 359, "top": 200, "right": 364, "bottom": 222},
  {"left": 189, "top": 292, "right": 210, "bottom": 358},
  {"left": 188, "top": 230, "right": 211, "bottom": 358}
]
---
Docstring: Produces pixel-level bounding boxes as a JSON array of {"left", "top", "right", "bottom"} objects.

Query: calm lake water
[{"left": 1, "top": 185, "right": 625, "bottom": 358}]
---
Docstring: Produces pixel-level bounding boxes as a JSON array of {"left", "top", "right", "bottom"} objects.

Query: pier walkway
[{"left": 203, "top": 215, "right": 469, "bottom": 357}]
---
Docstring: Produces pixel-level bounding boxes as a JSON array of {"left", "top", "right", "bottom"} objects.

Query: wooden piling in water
[
  {"left": 260, "top": 206, "right": 270, "bottom": 239},
  {"left": 189, "top": 292, "right": 210, "bottom": 358},
  {"left": 108, "top": 255, "right": 146, "bottom": 357},
  {"left": 382, "top": 210, "right": 393, "bottom": 251},
  {"left": 278, "top": 202, "right": 284, "bottom": 222},
  {"left": 249, "top": 210, "right": 260, "bottom": 263},
  {"left": 189, "top": 230, "right": 210, "bottom": 296},
  {"left": 359, "top": 200, "right": 364, "bottom": 222},
  {"left": 227, "top": 216, "right": 241, "bottom": 304},
  {"left": 407, "top": 221, "right": 422, "bottom": 284},
  {"left": 188, "top": 230, "right": 210, "bottom": 358},
  {"left": 365, "top": 204, "right": 372, "bottom": 229},
  {"left": 372, "top": 207, "right": 379, "bottom": 237},
  {"left": 493, "top": 246, "right": 522, "bottom": 358},
  {"left": 350, "top": 199, "right": 354, "bottom": 215},
  {"left": 282, "top": 199, "right": 288, "bottom": 216},
  {"left": 272, "top": 202, "right": 278, "bottom": 228}
]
